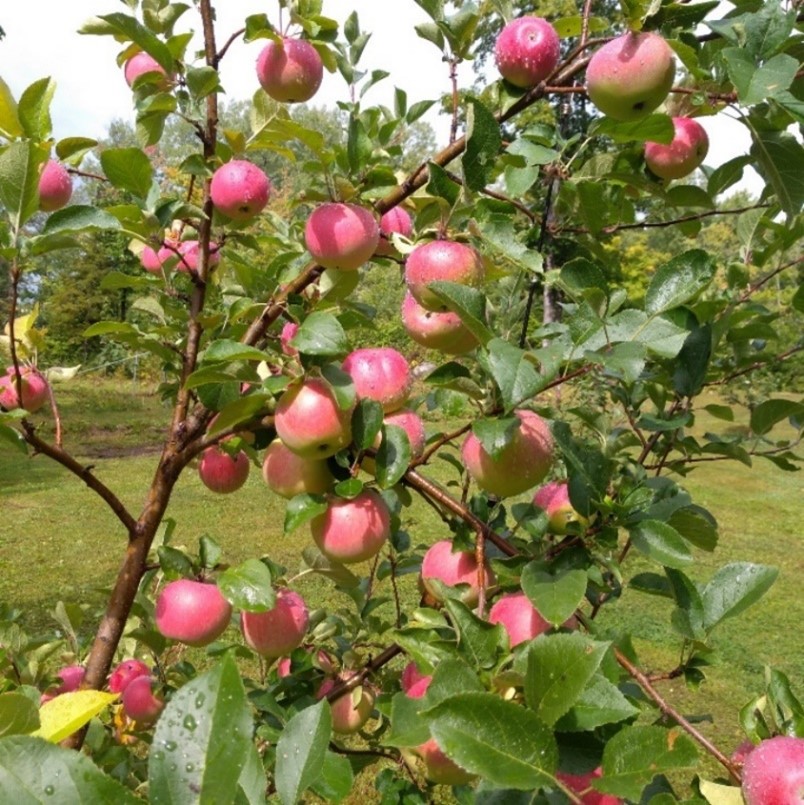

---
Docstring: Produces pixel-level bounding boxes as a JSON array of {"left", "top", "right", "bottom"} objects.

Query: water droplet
[
  {"left": 164, "top": 740, "right": 178, "bottom": 752},
  {"left": 195, "top": 693, "right": 206, "bottom": 708},
  {"left": 185, "top": 763, "right": 195, "bottom": 773},
  {"left": 183, "top": 714, "right": 197, "bottom": 731},
  {"left": 44, "top": 786, "right": 55, "bottom": 796}
]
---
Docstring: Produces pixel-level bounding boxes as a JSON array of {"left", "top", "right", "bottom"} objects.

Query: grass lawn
[{"left": 0, "top": 378, "right": 801, "bottom": 796}]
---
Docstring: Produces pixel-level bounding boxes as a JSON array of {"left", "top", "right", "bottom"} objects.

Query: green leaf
[
  {"left": 218, "top": 559, "right": 275, "bottom": 613},
  {"left": 285, "top": 493, "right": 328, "bottom": 534},
  {"left": 521, "top": 563, "right": 587, "bottom": 627},
  {"left": 18, "top": 77, "right": 55, "bottom": 141},
  {"left": 592, "top": 113, "right": 674, "bottom": 144},
  {"left": 443, "top": 599, "right": 506, "bottom": 669},
  {"left": 551, "top": 421, "right": 610, "bottom": 518},
  {"left": 320, "top": 365, "right": 356, "bottom": 413},
  {"left": 0, "top": 76, "right": 23, "bottom": 138},
  {"left": 0, "top": 693, "right": 39, "bottom": 738},
  {"left": 83, "top": 12, "right": 174, "bottom": 71},
  {"left": 619, "top": 0, "right": 662, "bottom": 29},
  {"left": 667, "top": 506, "right": 718, "bottom": 552},
  {"left": 482, "top": 339, "right": 544, "bottom": 412},
  {"left": 629, "top": 520, "right": 693, "bottom": 569},
  {"left": 462, "top": 98, "right": 501, "bottom": 192},
  {"left": 750, "top": 129, "right": 804, "bottom": 218},
  {"left": 424, "top": 693, "right": 558, "bottom": 789},
  {"left": 291, "top": 311, "right": 348, "bottom": 357},
  {"left": 473, "top": 416, "right": 519, "bottom": 461},
  {"left": 428, "top": 280, "right": 492, "bottom": 345},
  {"left": 524, "top": 633, "right": 609, "bottom": 726},
  {"left": 0, "top": 141, "right": 48, "bottom": 233},
  {"left": 33, "top": 691, "right": 118, "bottom": 743},
  {"left": 723, "top": 49, "right": 798, "bottom": 106},
  {"left": 645, "top": 250, "right": 717, "bottom": 315},
  {"left": 55, "top": 136, "right": 99, "bottom": 163},
  {"left": 275, "top": 699, "right": 332, "bottom": 805},
  {"left": 673, "top": 323, "right": 712, "bottom": 397},
  {"left": 100, "top": 147, "right": 153, "bottom": 198},
  {"left": 597, "top": 725, "right": 698, "bottom": 801},
  {"left": 203, "top": 340, "right": 267, "bottom": 364},
  {"left": 42, "top": 205, "right": 122, "bottom": 235},
  {"left": 149, "top": 654, "right": 253, "bottom": 805},
  {"left": 701, "top": 562, "right": 778, "bottom": 632},
  {"left": 555, "top": 674, "right": 639, "bottom": 732},
  {"left": 665, "top": 568, "right": 706, "bottom": 641},
  {"left": 750, "top": 398, "right": 804, "bottom": 436},
  {"left": 426, "top": 161, "right": 460, "bottom": 206},
  {"left": 186, "top": 65, "right": 222, "bottom": 99},
  {"left": 235, "top": 740, "right": 267, "bottom": 804},
  {"left": 199, "top": 535, "right": 222, "bottom": 570},
  {"left": 309, "top": 751, "right": 354, "bottom": 803},
  {"left": 0, "top": 736, "right": 139, "bottom": 803},
  {"left": 375, "top": 423, "right": 412, "bottom": 488},
  {"left": 352, "top": 398, "right": 384, "bottom": 450}
]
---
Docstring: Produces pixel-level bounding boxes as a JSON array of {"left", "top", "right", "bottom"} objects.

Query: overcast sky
[{"left": 0, "top": 1, "right": 759, "bottom": 194}]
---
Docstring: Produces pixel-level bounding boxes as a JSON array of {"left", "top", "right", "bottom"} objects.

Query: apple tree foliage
[{"left": 0, "top": 0, "right": 803, "bottom": 802}]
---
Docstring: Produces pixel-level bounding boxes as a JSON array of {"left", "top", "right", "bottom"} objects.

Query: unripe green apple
[{"left": 645, "top": 117, "right": 709, "bottom": 180}]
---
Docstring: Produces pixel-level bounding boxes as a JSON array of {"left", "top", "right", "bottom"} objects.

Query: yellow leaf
[
  {"left": 700, "top": 778, "right": 746, "bottom": 805},
  {"left": 33, "top": 690, "right": 119, "bottom": 743}
]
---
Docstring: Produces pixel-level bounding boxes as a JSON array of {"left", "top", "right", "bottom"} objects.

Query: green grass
[{"left": 1, "top": 378, "right": 802, "bottom": 797}]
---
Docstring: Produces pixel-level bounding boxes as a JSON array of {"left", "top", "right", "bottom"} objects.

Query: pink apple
[
  {"left": 401, "top": 662, "right": 432, "bottom": 699},
  {"left": 280, "top": 321, "right": 300, "bottom": 357},
  {"left": 533, "top": 480, "right": 586, "bottom": 534},
  {"left": 317, "top": 674, "right": 375, "bottom": 734},
  {"left": 416, "top": 738, "right": 477, "bottom": 786},
  {"left": 586, "top": 32, "right": 675, "bottom": 121},
  {"left": 38, "top": 160, "right": 72, "bottom": 212},
  {"left": 405, "top": 240, "right": 484, "bottom": 311},
  {"left": 376, "top": 207, "right": 413, "bottom": 255},
  {"left": 305, "top": 203, "right": 380, "bottom": 270},
  {"left": 241, "top": 589, "right": 309, "bottom": 658},
  {"left": 154, "top": 579, "right": 232, "bottom": 646},
  {"left": 495, "top": 16, "right": 561, "bottom": 89},
  {"left": 557, "top": 768, "right": 622, "bottom": 805},
  {"left": 0, "top": 366, "right": 50, "bottom": 413},
  {"left": 40, "top": 664, "right": 85, "bottom": 703},
  {"left": 108, "top": 659, "right": 150, "bottom": 694},
  {"left": 488, "top": 591, "right": 551, "bottom": 647},
  {"left": 275, "top": 378, "right": 353, "bottom": 459},
  {"left": 262, "top": 439, "right": 333, "bottom": 498},
  {"left": 310, "top": 489, "right": 391, "bottom": 564},
  {"left": 256, "top": 37, "right": 323, "bottom": 103},
  {"left": 645, "top": 117, "right": 709, "bottom": 180},
  {"left": 342, "top": 347, "right": 412, "bottom": 413},
  {"left": 210, "top": 160, "right": 271, "bottom": 221},
  {"left": 176, "top": 240, "right": 221, "bottom": 273},
  {"left": 375, "top": 409, "right": 426, "bottom": 458},
  {"left": 140, "top": 240, "right": 180, "bottom": 274},
  {"left": 198, "top": 444, "right": 250, "bottom": 494},
  {"left": 124, "top": 52, "right": 169, "bottom": 88},
  {"left": 742, "top": 736, "right": 804, "bottom": 805},
  {"left": 401, "top": 292, "right": 478, "bottom": 354},
  {"left": 420, "top": 539, "right": 495, "bottom": 606},
  {"left": 122, "top": 675, "right": 164, "bottom": 725},
  {"left": 462, "top": 409, "right": 554, "bottom": 497},
  {"left": 731, "top": 739, "right": 756, "bottom": 767}
]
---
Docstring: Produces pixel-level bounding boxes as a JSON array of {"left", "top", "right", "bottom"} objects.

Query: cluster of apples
[{"left": 0, "top": 365, "right": 50, "bottom": 413}]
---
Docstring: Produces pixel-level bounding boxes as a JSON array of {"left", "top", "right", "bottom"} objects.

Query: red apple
[
  {"left": 420, "top": 539, "right": 495, "bottom": 606},
  {"left": 317, "top": 674, "right": 375, "bottom": 734},
  {"left": 557, "top": 768, "right": 622, "bottom": 805},
  {"left": 262, "top": 439, "right": 333, "bottom": 498},
  {"left": 342, "top": 347, "right": 412, "bottom": 414},
  {"left": 0, "top": 366, "right": 50, "bottom": 413},
  {"left": 376, "top": 207, "right": 413, "bottom": 256},
  {"left": 305, "top": 203, "right": 380, "bottom": 270},
  {"left": 109, "top": 659, "right": 150, "bottom": 694},
  {"left": 155, "top": 579, "right": 232, "bottom": 646},
  {"left": 275, "top": 377, "right": 353, "bottom": 459},
  {"left": 124, "top": 52, "right": 169, "bottom": 88},
  {"left": 375, "top": 409, "right": 426, "bottom": 458},
  {"left": 586, "top": 32, "right": 675, "bottom": 121},
  {"left": 280, "top": 321, "right": 300, "bottom": 357},
  {"left": 401, "top": 662, "right": 432, "bottom": 699},
  {"left": 405, "top": 240, "right": 484, "bottom": 311},
  {"left": 495, "top": 16, "right": 560, "bottom": 89},
  {"left": 416, "top": 738, "right": 477, "bottom": 786},
  {"left": 140, "top": 240, "right": 180, "bottom": 274},
  {"left": 122, "top": 675, "right": 164, "bottom": 726},
  {"left": 241, "top": 589, "right": 309, "bottom": 658},
  {"left": 401, "top": 292, "right": 478, "bottom": 354},
  {"left": 198, "top": 444, "right": 250, "bottom": 494},
  {"left": 488, "top": 591, "right": 551, "bottom": 648},
  {"left": 176, "top": 240, "right": 221, "bottom": 273},
  {"left": 38, "top": 160, "right": 72, "bottom": 212},
  {"left": 742, "top": 736, "right": 804, "bottom": 805},
  {"left": 210, "top": 160, "right": 271, "bottom": 221},
  {"left": 40, "top": 664, "right": 85, "bottom": 703},
  {"left": 462, "top": 409, "right": 554, "bottom": 497},
  {"left": 645, "top": 117, "right": 709, "bottom": 180},
  {"left": 310, "top": 489, "right": 391, "bottom": 564},
  {"left": 533, "top": 480, "right": 586, "bottom": 534},
  {"left": 731, "top": 739, "right": 756, "bottom": 767},
  {"left": 256, "top": 37, "right": 323, "bottom": 103}
]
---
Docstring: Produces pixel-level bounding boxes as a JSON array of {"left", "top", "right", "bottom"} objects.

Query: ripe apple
[
  {"left": 198, "top": 444, "right": 250, "bottom": 494},
  {"left": 310, "top": 489, "right": 391, "bottom": 564},
  {"left": 122, "top": 675, "right": 164, "bottom": 726},
  {"left": 154, "top": 579, "right": 232, "bottom": 646},
  {"left": 644, "top": 117, "right": 709, "bottom": 180},
  {"left": 108, "top": 659, "right": 150, "bottom": 694},
  {"left": 305, "top": 202, "right": 380, "bottom": 270},
  {"left": 376, "top": 207, "right": 413, "bottom": 256},
  {"left": 586, "top": 32, "right": 675, "bottom": 121},
  {"left": 488, "top": 591, "right": 551, "bottom": 648},
  {"left": 462, "top": 409, "right": 554, "bottom": 497},
  {"left": 124, "top": 52, "right": 169, "bottom": 88},
  {"left": 256, "top": 37, "right": 323, "bottom": 103},
  {"left": 416, "top": 738, "right": 477, "bottom": 786},
  {"left": 262, "top": 439, "right": 333, "bottom": 498},
  {"left": 401, "top": 662, "right": 432, "bottom": 699},
  {"left": 317, "top": 674, "right": 375, "bottom": 734},
  {"left": 376, "top": 409, "right": 426, "bottom": 458},
  {"left": 275, "top": 377, "right": 353, "bottom": 459},
  {"left": 280, "top": 321, "right": 299, "bottom": 357},
  {"left": 0, "top": 366, "right": 50, "bottom": 413},
  {"left": 210, "top": 160, "right": 271, "bottom": 221},
  {"left": 742, "top": 735, "right": 804, "bottom": 805},
  {"left": 241, "top": 589, "right": 310, "bottom": 658},
  {"left": 495, "top": 16, "right": 561, "bottom": 89},
  {"left": 401, "top": 292, "right": 478, "bottom": 354},
  {"left": 176, "top": 240, "right": 221, "bottom": 273},
  {"left": 140, "top": 240, "right": 180, "bottom": 274},
  {"left": 342, "top": 347, "right": 412, "bottom": 414},
  {"left": 533, "top": 480, "right": 586, "bottom": 534},
  {"left": 405, "top": 240, "right": 484, "bottom": 311},
  {"left": 38, "top": 160, "right": 72, "bottom": 212},
  {"left": 557, "top": 768, "right": 622, "bottom": 805},
  {"left": 420, "top": 539, "right": 495, "bottom": 606},
  {"left": 40, "top": 664, "right": 85, "bottom": 703},
  {"left": 731, "top": 739, "right": 756, "bottom": 767}
]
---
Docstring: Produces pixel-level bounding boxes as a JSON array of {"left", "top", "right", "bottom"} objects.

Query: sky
[{"left": 0, "top": 1, "right": 760, "bottom": 194}]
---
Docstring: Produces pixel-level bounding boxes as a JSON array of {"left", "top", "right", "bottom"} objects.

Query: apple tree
[{"left": 0, "top": 0, "right": 803, "bottom": 802}]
